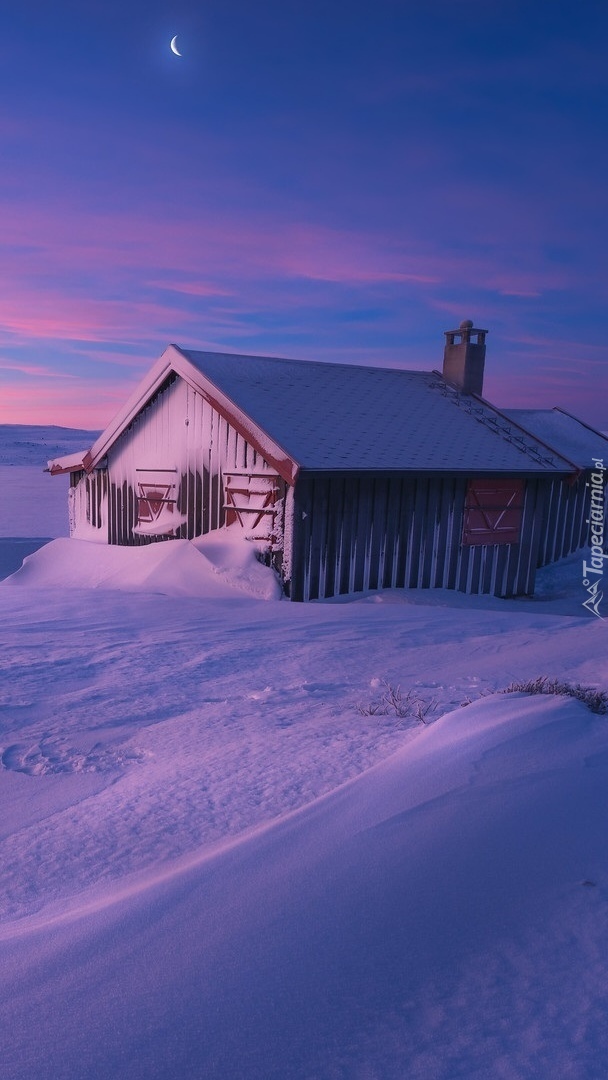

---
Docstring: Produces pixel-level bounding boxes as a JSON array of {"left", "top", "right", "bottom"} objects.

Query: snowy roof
[
  {"left": 180, "top": 349, "right": 576, "bottom": 475},
  {"left": 72, "top": 346, "right": 578, "bottom": 483},
  {"left": 503, "top": 409, "right": 608, "bottom": 470}
]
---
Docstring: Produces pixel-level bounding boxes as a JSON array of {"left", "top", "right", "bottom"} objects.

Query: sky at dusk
[{"left": 1, "top": 0, "right": 607, "bottom": 429}]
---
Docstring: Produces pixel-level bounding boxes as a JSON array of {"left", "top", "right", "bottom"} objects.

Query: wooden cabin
[{"left": 48, "top": 323, "right": 608, "bottom": 601}]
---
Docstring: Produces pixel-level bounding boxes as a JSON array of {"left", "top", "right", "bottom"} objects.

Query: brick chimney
[{"left": 442, "top": 320, "right": 487, "bottom": 395}]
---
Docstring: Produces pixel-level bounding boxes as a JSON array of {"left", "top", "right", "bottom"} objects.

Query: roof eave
[{"left": 295, "top": 464, "right": 575, "bottom": 478}]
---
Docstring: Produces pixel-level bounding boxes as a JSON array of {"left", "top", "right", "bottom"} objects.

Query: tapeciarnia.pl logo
[{"left": 582, "top": 456, "right": 606, "bottom": 618}]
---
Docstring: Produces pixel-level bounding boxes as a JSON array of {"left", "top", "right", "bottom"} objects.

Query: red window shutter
[
  {"left": 462, "top": 479, "right": 524, "bottom": 546},
  {"left": 137, "top": 484, "right": 174, "bottom": 524}
]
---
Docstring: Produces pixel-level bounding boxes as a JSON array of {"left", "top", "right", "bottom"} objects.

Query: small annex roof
[
  {"left": 503, "top": 408, "right": 608, "bottom": 470},
  {"left": 69, "top": 345, "right": 579, "bottom": 483},
  {"left": 46, "top": 450, "right": 89, "bottom": 475}
]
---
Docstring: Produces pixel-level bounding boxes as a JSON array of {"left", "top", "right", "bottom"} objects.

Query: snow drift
[
  {"left": 1, "top": 528, "right": 283, "bottom": 600},
  {"left": 2, "top": 693, "right": 608, "bottom": 1079}
]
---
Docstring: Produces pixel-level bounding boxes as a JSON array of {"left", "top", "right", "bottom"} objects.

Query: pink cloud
[
  {"left": 504, "top": 333, "right": 607, "bottom": 362},
  {"left": 0, "top": 195, "right": 443, "bottom": 293},
  {"left": 0, "top": 186, "right": 591, "bottom": 355},
  {"left": 0, "top": 182, "right": 604, "bottom": 429},
  {"left": 0, "top": 202, "right": 453, "bottom": 360},
  {"left": 0, "top": 291, "right": 200, "bottom": 346},
  {"left": 489, "top": 371, "right": 608, "bottom": 418},
  {"left": 63, "top": 346, "right": 155, "bottom": 370},
  {"left": 483, "top": 350, "right": 608, "bottom": 421},
  {"left": 0, "top": 381, "right": 128, "bottom": 428},
  {"left": 148, "top": 280, "right": 235, "bottom": 298},
  {"left": 0, "top": 360, "right": 78, "bottom": 378},
  {"left": 254, "top": 223, "right": 442, "bottom": 285}
]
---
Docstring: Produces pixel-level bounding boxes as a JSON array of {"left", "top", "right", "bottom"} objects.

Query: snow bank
[
  {"left": 193, "top": 526, "right": 283, "bottom": 600},
  {"left": 1, "top": 528, "right": 282, "bottom": 600},
  {"left": 2, "top": 692, "right": 608, "bottom": 1079}
]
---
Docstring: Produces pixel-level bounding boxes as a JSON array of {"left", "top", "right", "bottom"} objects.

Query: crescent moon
[{"left": 170, "top": 35, "right": 182, "bottom": 56}]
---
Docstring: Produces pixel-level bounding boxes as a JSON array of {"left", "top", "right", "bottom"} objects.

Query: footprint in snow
[{"left": 0, "top": 739, "right": 147, "bottom": 776}]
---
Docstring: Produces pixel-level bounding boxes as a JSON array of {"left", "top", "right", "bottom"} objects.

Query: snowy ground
[
  {"left": 0, "top": 467, "right": 70, "bottom": 581},
  {"left": 0, "top": 421, "right": 97, "bottom": 576},
  {"left": 0, "top": 427, "right": 607, "bottom": 1079},
  {"left": 0, "top": 423, "right": 100, "bottom": 467}
]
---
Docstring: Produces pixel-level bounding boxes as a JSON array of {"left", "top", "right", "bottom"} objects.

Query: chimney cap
[{"left": 444, "top": 320, "right": 488, "bottom": 338}]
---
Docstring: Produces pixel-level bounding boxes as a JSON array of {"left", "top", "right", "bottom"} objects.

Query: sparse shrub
[
  {"left": 414, "top": 698, "right": 438, "bottom": 724},
  {"left": 357, "top": 681, "right": 438, "bottom": 724},
  {"left": 499, "top": 675, "right": 608, "bottom": 715},
  {"left": 357, "top": 698, "right": 391, "bottom": 717}
]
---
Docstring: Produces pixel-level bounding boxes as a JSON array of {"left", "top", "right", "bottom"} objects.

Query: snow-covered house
[{"left": 48, "top": 324, "right": 608, "bottom": 601}]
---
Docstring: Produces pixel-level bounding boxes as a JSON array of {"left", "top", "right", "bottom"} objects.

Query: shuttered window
[
  {"left": 133, "top": 467, "right": 186, "bottom": 536},
  {"left": 462, "top": 479, "right": 524, "bottom": 546}
]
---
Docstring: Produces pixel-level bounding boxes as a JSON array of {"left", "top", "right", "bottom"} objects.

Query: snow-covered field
[
  {"left": 0, "top": 426, "right": 607, "bottom": 1079},
  {"left": 0, "top": 423, "right": 98, "bottom": 577}
]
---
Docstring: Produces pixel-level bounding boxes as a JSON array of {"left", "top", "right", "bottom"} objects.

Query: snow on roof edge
[{"left": 46, "top": 450, "right": 89, "bottom": 474}]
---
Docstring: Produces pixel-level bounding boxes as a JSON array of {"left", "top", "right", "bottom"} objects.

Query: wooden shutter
[
  {"left": 223, "top": 471, "right": 283, "bottom": 546},
  {"left": 133, "top": 468, "right": 186, "bottom": 536},
  {"left": 462, "top": 479, "right": 524, "bottom": 546}
]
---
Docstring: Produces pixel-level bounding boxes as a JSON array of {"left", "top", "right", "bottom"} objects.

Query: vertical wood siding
[
  {"left": 536, "top": 474, "right": 606, "bottom": 567},
  {"left": 88, "top": 376, "right": 283, "bottom": 554},
  {"left": 69, "top": 469, "right": 108, "bottom": 540},
  {"left": 291, "top": 473, "right": 546, "bottom": 601}
]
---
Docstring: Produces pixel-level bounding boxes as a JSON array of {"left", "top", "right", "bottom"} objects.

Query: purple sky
[{"left": 1, "top": 0, "right": 607, "bottom": 429}]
